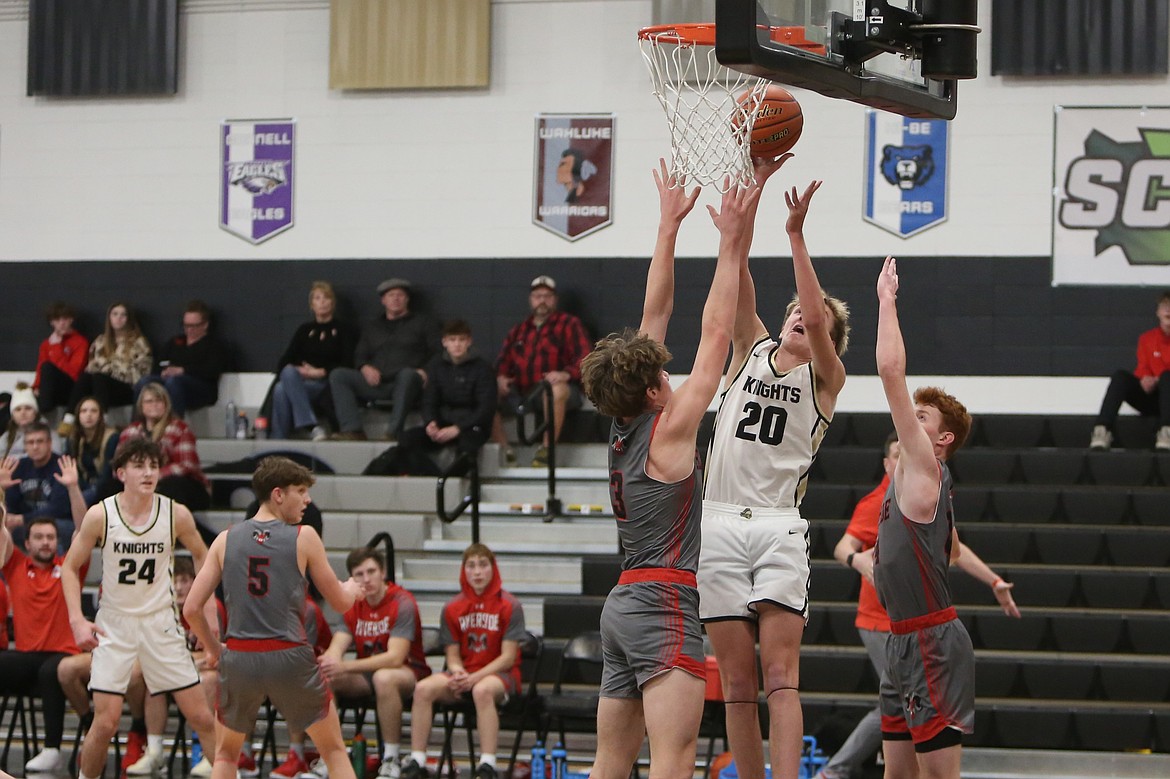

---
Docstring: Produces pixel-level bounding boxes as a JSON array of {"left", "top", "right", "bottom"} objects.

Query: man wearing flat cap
[
  {"left": 492, "top": 275, "right": 592, "bottom": 466},
  {"left": 329, "top": 279, "right": 440, "bottom": 441}
]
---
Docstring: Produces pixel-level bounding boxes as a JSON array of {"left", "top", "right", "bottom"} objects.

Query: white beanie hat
[{"left": 10, "top": 386, "right": 37, "bottom": 412}]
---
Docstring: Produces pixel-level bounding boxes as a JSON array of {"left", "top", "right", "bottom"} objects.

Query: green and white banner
[{"left": 1053, "top": 106, "right": 1170, "bottom": 286}]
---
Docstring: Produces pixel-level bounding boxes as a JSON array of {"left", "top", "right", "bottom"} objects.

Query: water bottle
[
  {"left": 253, "top": 416, "right": 269, "bottom": 440},
  {"left": 551, "top": 742, "right": 567, "bottom": 779},
  {"left": 235, "top": 410, "right": 248, "bottom": 439},
  {"left": 530, "top": 740, "right": 545, "bottom": 779},
  {"left": 225, "top": 401, "right": 237, "bottom": 437},
  {"left": 351, "top": 733, "right": 366, "bottom": 777},
  {"left": 190, "top": 732, "right": 202, "bottom": 767}
]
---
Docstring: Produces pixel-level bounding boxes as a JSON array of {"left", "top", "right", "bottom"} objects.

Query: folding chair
[
  {"left": 0, "top": 694, "right": 39, "bottom": 771},
  {"left": 538, "top": 631, "right": 604, "bottom": 749}
]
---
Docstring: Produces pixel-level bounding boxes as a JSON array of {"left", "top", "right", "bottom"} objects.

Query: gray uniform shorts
[
  {"left": 219, "top": 645, "right": 332, "bottom": 734},
  {"left": 879, "top": 615, "right": 975, "bottom": 744},
  {"left": 599, "top": 578, "right": 706, "bottom": 699}
]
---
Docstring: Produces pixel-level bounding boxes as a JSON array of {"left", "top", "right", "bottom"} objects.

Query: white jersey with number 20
[{"left": 704, "top": 336, "right": 830, "bottom": 509}]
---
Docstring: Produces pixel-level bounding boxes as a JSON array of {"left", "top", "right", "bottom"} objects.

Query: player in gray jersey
[
  {"left": 579, "top": 159, "right": 757, "bottom": 779},
  {"left": 61, "top": 438, "right": 219, "bottom": 779},
  {"left": 874, "top": 256, "right": 974, "bottom": 779},
  {"left": 699, "top": 157, "right": 851, "bottom": 779},
  {"left": 183, "top": 456, "right": 362, "bottom": 779}
]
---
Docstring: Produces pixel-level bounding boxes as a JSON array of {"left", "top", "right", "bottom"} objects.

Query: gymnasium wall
[
  {"left": 0, "top": 0, "right": 1166, "bottom": 379},
  {"left": 0, "top": 256, "right": 1157, "bottom": 381}
]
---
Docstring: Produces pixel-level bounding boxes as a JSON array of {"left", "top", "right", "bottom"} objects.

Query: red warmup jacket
[
  {"left": 34, "top": 331, "right": 90, "bottom": 389},
  {"left": 439, "top": 558, "right": 525, "bottom": 689}
]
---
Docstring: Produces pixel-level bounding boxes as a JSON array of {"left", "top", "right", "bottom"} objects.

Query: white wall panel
[{"left": 0, "top": 0, "right": 1167, "bottom": 260}]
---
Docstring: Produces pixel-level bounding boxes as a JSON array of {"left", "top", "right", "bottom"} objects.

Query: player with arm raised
[
  {"left": 872, "top": 256, "right": 974, "bottom": 779},
  {"left": 699, "top": 159, "right": 850, "bottom": 779},
  {"left": 580, "top": 163, "right": 756, "bottom": 779}
]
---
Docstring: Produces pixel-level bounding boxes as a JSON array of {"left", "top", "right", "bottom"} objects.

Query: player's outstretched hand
[
  {"left": 71, "top": 618, "right": 106, "bottom": 652},
  {"left": 877, "top": 256, "right": 899, "bottom": 302},
  {"left": 54, "top": 455, "right": 79, "bottom": 488},
  {"left": 784, "top": 180, "right": 822, "bottom": 235},
  {"left": 0, "top": 456, "right": 21, "bottom": 490},
  {"left": 707, "top": 180, "right": 762, "bottom": 235},
  {"left": 653, "top": 158, "right": 700, "bottom": 226},
  {"left": 994, "top": 579, "right": 1021, "bottom": 618},
  {"left": 752, "top": 153, "right": 794, "bottom": 189}
]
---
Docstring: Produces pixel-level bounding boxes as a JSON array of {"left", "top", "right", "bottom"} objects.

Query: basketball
[{"left": 741, "top": 85, "right": 803, "bottom": 158}]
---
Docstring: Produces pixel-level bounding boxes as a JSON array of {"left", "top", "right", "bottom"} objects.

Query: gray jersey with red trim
[
  {"left": 223, "top": 518, "right": 307, "bottom": 644},
  {"left": 608, "top": 411, "right": 702, "bottom": 572},
  {"left": 873, "top": 462, "right": 955, "bottom": 623}
]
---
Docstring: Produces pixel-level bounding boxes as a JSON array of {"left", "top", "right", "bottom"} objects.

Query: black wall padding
[
  {"left": 992, "top": 0, "right": 1168, "bottom": 77},
  {"left": 27, "top": 0, "right": 179, "bottom": 96}
]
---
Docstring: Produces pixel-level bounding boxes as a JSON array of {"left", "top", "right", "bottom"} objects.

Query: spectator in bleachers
[
  {"left": 3, "top": 384, "right": 63, "bottom": 459},
  {"left": 318, "top": 547, "right": 431, "bottom": 779},
  {"left": 59, "top": 302, "right": 152, "bottom": 436},
  {"left": 2, "top": 422, "right": 80, "bottom": 552},
  {"left": 65, "top": 396, "right": 120, "bottom": 505},
  {"left": 385, "top": 319, "right": 494, "bottom": 476},
  {"left": 0, "top": 460, "right": 90, "bottom": 775},
  {"left": 490, "top": 275, "right": 591, "bottom": 467},
  {"left": 816, "top": 434, "right": 1020, "bottom": 779},
  {"left": 115, "top": 383, "right": 212, "bottom": 518},
  {"left": 402, "top": 544, "right": 524, "bottom": 779},
  {"left": 269, "top": 281, "right": 358, "bottom": 441},
  {"left": 32, "top": 301, "right": 90, "bottom": 416},
  {"left": 329, "top": 278, "right": 439, "bottom": 442},
  {"left": 136, "top": 299, "right": 229, "bottom": 417},
  {"left": 1090, "top": 290, "right": 1170, "bottom": 452}
]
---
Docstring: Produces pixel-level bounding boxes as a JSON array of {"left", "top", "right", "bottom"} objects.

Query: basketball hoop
[{"left": 638, "top": 23, "right": 769, "bottom": 192}]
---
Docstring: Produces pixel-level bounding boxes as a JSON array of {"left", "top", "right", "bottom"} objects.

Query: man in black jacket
[
  {"left": 330, "top": 279, "right": 440, "bottom": 441},
  {"left": 135, "top": 300, "right": 230, "bottom": 417}
]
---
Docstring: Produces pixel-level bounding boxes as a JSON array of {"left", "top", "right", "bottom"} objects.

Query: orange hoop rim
[{"left": 637, "top": 23, "right": 717, "bottom": 47}]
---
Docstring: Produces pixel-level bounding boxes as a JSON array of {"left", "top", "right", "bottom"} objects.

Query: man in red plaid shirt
[{"left": 491, "top": 276, "right": 592, "bottom": 466}]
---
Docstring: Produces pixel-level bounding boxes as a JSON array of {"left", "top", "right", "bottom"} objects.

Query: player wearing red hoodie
[{"left": 402, "top": 544, "right": 525, "bottom": 779}]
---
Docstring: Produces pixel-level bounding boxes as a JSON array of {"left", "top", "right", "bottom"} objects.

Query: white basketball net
[{"left": 639, "top": 26, "right": 769, "bottom": 192}]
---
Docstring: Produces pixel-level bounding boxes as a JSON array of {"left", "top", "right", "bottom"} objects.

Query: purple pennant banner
[{"left": 220, "top": 119, "right": 295, "bottom": 244}]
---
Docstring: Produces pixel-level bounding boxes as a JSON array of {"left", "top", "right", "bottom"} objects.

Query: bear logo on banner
[
  {"left": 864, "top": 111, "right": 948, "bottom": 238},
  {"left": 880, "top": 145, "right": 936, "bottom": 190}
]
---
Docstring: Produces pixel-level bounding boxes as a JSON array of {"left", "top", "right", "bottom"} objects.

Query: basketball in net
[
  {"left": 638, "top": 24, "right": 769, "bottom": 192},
  {"left": 738, "top": 85, "right": 803, "bottom": 157}
]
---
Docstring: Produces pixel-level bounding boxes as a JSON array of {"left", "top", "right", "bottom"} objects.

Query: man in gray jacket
[{"left": 329, "top": 279, "right": 440, "bottom": 440}]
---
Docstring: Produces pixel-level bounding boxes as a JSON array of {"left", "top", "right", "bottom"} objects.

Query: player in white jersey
[
  {"left": 698, "top": 160, "right": 851, "bottom": 779},
  {"left": 62, "top": 438, "right": 219, "bottom": 779}
]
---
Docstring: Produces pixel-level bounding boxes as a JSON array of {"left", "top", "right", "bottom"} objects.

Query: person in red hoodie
[
  {"left": 34, "top": 301, "right": 90, "bottom": 415},
  {"left": 402, "top": 543, "right": 524, "bottom": 779}
]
